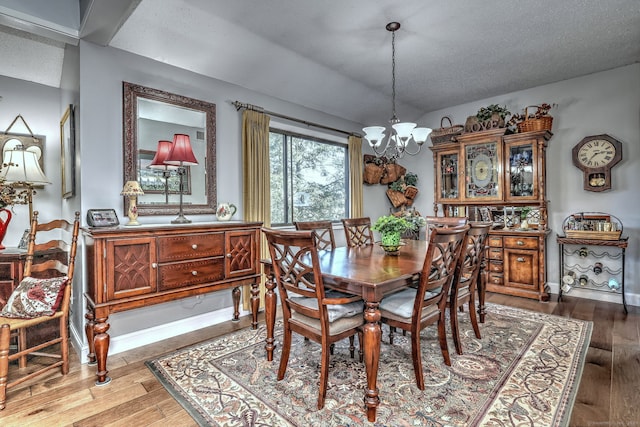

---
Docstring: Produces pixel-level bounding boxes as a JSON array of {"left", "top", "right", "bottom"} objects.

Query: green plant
[
  {"left": 371, "top": 214, "right": 411, "bottom": 235},
  {"left": 404, "top": 172, "right": 418, "bottom": 187},
  {"left": 520, "top": 206, "right": 532, "bottom": 220},
  {"left": 402, "top": 212, "right": 426, "bottom": 231},
  {"left": 476, "top": 104, "right": 510, "bottom": 122},
  {"left": 389, "top": 179, "right": 404, "bottom": 192}
]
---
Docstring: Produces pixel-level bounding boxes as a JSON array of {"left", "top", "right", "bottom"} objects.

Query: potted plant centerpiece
[{"left": 372, "top": 214, "right": 411, "bottom": 255}]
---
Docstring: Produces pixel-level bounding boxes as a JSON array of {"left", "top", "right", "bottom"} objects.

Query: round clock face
[
  {"left": 471, "top": 154, "right": 492, "bottom": 187},
  {"left": 577, "top": 139, "right": 616, "bottom": 168}
]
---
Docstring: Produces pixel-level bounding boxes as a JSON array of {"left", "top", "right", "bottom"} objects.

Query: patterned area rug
[{"left": 146, "top": 304, "right": 592, "bottom": 426}]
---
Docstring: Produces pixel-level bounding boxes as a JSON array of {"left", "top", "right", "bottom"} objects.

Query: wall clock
[{"left": 572, "top": 134, "right": 622, "bottom": 192}]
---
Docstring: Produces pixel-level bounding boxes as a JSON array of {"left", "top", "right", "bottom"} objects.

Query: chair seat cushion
[
  {"left": 379, "top": 286, "right": 442, "bottom": 319},
  {"left": 0, "top": 276, "right": 68, "bottom": 319},
  {"left": 291, "top": 290, "right": 364, "bottom": 322}
]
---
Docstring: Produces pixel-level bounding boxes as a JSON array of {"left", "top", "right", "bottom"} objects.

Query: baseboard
[
  {"left": 547, "top": 282, "right": 639, "bottom": 307},
  {"left": 70, "top": 306, "right": 249, "bottom": 364}
]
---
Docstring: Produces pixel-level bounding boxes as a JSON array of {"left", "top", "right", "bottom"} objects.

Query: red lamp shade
[
  {"left": 165, "top": 134, "right": 198, "bottom": 166},
  {"left": 149, "top": 140, "right": 178, "bottom": 169}
]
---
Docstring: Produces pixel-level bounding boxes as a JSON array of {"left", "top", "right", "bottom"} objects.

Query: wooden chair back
[
  {"left": 341, "top": 217, "right": 375, "bottom": 247},
  {"left": 294, "top": 220, "right": 336, "bottom": 251},
  {"left": 448, "top": 221, "right": 492, "bottom": 354}
]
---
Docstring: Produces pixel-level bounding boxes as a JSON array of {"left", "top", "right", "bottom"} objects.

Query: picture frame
[
  {"left": 18, "top": 229, "right": 30, "bottom": 250},
  {"left": 60, "top": 104, "right": 75, "bottom": 199}
]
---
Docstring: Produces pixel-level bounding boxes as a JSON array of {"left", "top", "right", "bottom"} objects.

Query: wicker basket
[
  {"left": 380, "top": 163, "right": 407, "bottom": 185},
  {"left": 386, "top": 189, "right": 407, "bottom": 208},
  {"left": 430, "top": 116, "right": 464, "bottom": 145},
  {"left": 363, "top": 162, "right": 384, "bottom": 184},
  {"left": 517, "top": 106, "right": 553, "bottom": 133}
]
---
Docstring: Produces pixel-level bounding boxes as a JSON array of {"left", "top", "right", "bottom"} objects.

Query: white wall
[
  {"left": 363, "top": 64, "right": 640, "bottom": 307},
  {"left": 76, "top": 41, "right": 365, "bottom": 356}
]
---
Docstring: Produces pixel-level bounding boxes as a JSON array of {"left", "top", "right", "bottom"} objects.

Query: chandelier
[{"left": 363, "top": 22, "right": 432, "bottom": 160}]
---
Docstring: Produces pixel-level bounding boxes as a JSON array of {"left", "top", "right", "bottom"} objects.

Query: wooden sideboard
[{"left": 83, "top": 221, "right": 262, "bottom": 385}]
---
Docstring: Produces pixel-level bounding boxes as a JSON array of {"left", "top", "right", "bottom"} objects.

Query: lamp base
[
  {"left": 171, "top": 215, "right": 192, "bottom": 224},
  {"left": 125, "top": 220, "right": 141, "bottom": 226}
]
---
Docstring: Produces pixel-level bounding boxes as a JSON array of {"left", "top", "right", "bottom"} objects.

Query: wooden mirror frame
[{"left": 123, "top": 82, "right": 217, "bottom": 216}]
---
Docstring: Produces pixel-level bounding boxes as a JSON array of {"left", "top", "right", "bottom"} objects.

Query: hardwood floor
[{"left": 1, "top": 293, "right": 638, "bottom": 426}]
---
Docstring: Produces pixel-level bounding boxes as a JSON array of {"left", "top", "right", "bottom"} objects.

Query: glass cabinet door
[
  {"left": 462, "top": 141, "right": 502, "bottom": 202},
  {"left": 435, "top": 150, "right": 460, "bottom": 202},
  {"left": 505, "top": 140, "right": 538, "bottom": 201}
]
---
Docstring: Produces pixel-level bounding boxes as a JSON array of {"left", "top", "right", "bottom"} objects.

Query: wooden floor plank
[{"left": 610, "top": 342, "right": 640, "bottom": 423}]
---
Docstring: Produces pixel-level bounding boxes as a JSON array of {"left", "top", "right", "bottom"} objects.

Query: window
[{"left": 269, "top": 128, "right": 349, "bottom": 225}]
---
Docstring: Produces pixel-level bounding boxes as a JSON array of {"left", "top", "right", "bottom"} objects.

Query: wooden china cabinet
[{"left": 430, "top": 129, "right": 552, "bottom": 301}]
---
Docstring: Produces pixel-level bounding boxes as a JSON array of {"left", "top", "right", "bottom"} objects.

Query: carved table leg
[
  {"left": 264, "top": 266, "right": 277, "bottom": 361},
  {"left": 85, "top": 308, "right": 96, "bottom": 366},
  {"left": 250, "top": 280, "right": 260, "bottom": 329},
  {"left": 93, "top": 317, "right": 112, "bottom": 386},
  {"left": 232, "top": 286, "right": 240, "bottom": 321},
  {"left": 0, "top": 324, "right": 10, "bottom": 410},
  {"left": 363, "top": 301, "right": 381, "bottom": 422}
]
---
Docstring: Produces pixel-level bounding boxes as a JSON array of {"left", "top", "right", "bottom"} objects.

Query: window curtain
[
  {"left": 348, "top": 135, "right": 364, "bottom": 217},
  {"left": 242, "top": 110, "right": 271, "bottom": 310}
]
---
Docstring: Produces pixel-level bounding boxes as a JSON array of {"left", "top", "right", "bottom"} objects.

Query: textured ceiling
[{"left": 1, "top": 0, "right": 639, "bottom": 124}]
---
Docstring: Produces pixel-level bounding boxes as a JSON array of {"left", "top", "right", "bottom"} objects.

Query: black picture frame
[{"left": 86, "top": 209, "right": 120, "bottom": 227}]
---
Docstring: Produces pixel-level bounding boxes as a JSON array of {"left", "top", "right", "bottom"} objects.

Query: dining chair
[
  {"left": 0, "top": 211, "right": 80, "bottom": 410},
  {"left": 294, "top": 220, "right": 336, "bottom": 251},
  {"left": 379, "top": 225, "right": 469, "bottom": 390},
  {"left": 262, "top": 227, "right": 365, "bottom": 409},
  {"left": 425, "top": 216, "right": 468, "bottom": 229},
  {"left": 341, "top": 217, "right": 375, "bottom": 247},
  {"left": 448, "top": 221, "right": 492, "bottom": 355}
]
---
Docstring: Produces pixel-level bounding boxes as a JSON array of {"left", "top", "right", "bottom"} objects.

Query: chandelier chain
[{"left": 391, "top": 29, "right": 397, "bottom": 123}]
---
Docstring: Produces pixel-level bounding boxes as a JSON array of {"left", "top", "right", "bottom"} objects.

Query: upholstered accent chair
[{"left": 262, "top": 227, "right": 364, "bottom": 409}]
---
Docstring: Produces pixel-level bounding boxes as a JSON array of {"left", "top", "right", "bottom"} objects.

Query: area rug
[{"left": 146, "top": 304, "right": 592, "bottom": 426}]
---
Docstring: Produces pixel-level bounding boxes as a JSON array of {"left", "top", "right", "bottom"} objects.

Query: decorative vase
[
  {"left": 216, "top": 203, "right": 237, "bottom": 221},
  {"left": 380, "top": 231, "right": 402, "bottom": 255},
  {"left": 0, "top": 208, "right": 12, "bottom": 250}
]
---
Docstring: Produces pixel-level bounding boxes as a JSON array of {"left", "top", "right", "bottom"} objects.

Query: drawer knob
[
  {"left": 192, "top": 244, "right": 198, "bottom": 250},
  {"left": 191, "top": 270, "right": 198, "bottom": 276},
  {"left": 226, "top": 253, "right": 232, "bottom": 258},
  {"left": 493, "top": 278, "right": 500, "bottom": 283},
  {"left": 152, "top": 263, "right": 157, "bottom": 268},
  {"left": 517, "top": 241, "right": 524, "bottom": 246},
  {"left": 517, "top": 257, "right": 525, "bottom": 262}
]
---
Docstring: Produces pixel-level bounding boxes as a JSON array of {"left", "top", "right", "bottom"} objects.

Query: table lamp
[
  {"left": 0, "top": 146, "right": 51, "bottom": 223},
  {"left": 164, "top": 134, "right": 198, "bottom": 224},
  {"left": 121, "top": 180, "right": 144, "bottom": 226},
  {"left": 148, "top": 140, "right": 178, "bottom": 204}
]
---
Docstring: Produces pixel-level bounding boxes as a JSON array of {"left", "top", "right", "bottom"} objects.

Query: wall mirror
[{"left": 123, "top": 82, "right": 216, "bottom": 216}]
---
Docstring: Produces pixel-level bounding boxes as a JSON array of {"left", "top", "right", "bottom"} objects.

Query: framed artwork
[
  {"left": 86, "top": 209, "right": 120, "bottom": 227},
  {"left": 60, "top": 104, "right": 75, "bottom": 198}
]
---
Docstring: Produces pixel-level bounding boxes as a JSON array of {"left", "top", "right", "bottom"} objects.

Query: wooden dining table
[{"left": 261, "top": 240, "right": 432, "bottom": 422}]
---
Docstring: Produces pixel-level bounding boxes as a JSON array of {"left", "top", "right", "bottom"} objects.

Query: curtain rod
[{"left": 231, "top": 100, "right": 361, "bottom": 138}]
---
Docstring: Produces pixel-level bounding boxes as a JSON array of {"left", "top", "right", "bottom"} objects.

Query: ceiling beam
[{"left": 79, "top": 0, "right": 141, "bottom": 46}]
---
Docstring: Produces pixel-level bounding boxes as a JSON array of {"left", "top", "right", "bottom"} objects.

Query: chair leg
[
  {"left": 437, "top": 312, "right": 452, "bottom": 367},
  {"left": 389, "top": 326, "right": 395, "bottom": 345},
  {"left": 61, "top": 316, "right": 69, "bottom": 374},
  {"left": 349, "top": 335, "right": 355, "bottom": 358},
  {"left": 450, "top": 302, "right": 463, "bottom": 355},
  {"left": 277, "top": 326, "right": 293, "bottom": 381},
  {"left": 410, "top": 327, "right": 425, "bottom": 390},
  {"left": 317, "top": 341, "right": 331, "bottom": 409},
  {"left": 358, "top": 330, "right": 364, "bottom": 363},
  {"left": 469, "top": 295, "right": 481, "bottom": 339},
  {"left": 330, "top": 343, "right": 335, "bottom": 355},
  {"left": 0, "top": 324, "right": 10, "bottom": 410},
  {"left": 17, "top": 327, "right": 27, "bottom": 368}
]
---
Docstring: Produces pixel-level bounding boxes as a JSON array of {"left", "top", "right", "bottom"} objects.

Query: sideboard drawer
[
  {"left": 488, "top": 247, "right": 503, "bottom": 260},
  {"left": 488, "top": 260, "right": 503, "bottom": 273},
  {"left": 488, "top": 272, "right": 503, "bottom": 286},
  {"left": 504, "top": 236, "right": 538, "bottom": 250},
  {"left": 158, "top": 258, "right": 225, "bottom": 290},
  {"left": 488, "top": 236, "right": 503, "bottom": 247},
  {"left": 157, "top": 232, "right": 225, "bottom": 262}
]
